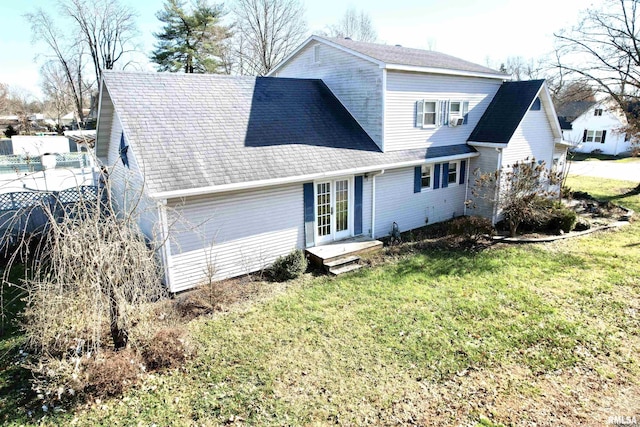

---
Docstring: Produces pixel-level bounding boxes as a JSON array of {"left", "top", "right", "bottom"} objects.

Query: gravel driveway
[{"left": 568, "top": 159, "right": 640, "bottom": 182}]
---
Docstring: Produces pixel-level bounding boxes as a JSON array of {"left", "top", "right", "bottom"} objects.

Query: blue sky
[{"left": 1, "top": 0, "right": 596, "bottom": 98}]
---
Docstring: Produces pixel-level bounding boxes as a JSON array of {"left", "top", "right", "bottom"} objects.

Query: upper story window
[
  {"left": 416, "top": 100, "right": 469, "bottom": 128},
  {"left": 584, "top": 129, "right": 607, "bottom": 143},
  {"left": 421, "top": 165, "right": 432, "bottom": 189},
  {"left": 594, "top": 108, "right": 603, "bottom": 116},
  {"left": 530, "top": 97, "right": 541, "bottom": 111}
]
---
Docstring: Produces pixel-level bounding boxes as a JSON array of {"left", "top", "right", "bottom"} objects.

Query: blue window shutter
[
  {"left": 434, "top": 164, "right": 441, "bottom": 189},
  {"left": 442, "top": 163, "right": 449, "bottom": 188},
  {"left": 303, "top": 183, "right": 314, "bottom": 247},
  {"left": 602, "top": 130, "right": 607, "bottom": 143},
  {"left": 463, "top": 101, "right": 469, "bottom": 124},
  {"left": 459, "top": 160, "right": 467, "bottom": 184},
  {"left": 119, "top": 132, "right": 129, "bottom": 168},
  {"left": 414, "top": 166, "right": 422, "bottom": 193},
  {"left": 354, "top": 176, "right": 363, "bottom": 235}
]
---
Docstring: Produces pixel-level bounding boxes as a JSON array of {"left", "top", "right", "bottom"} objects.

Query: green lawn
[{"left": 2, "top": 177, "right": 639, "bottom": 426}]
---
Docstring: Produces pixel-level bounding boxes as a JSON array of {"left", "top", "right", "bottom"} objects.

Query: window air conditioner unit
[{"left": 449, "top": 116, "right": 464, "bottom": 127}]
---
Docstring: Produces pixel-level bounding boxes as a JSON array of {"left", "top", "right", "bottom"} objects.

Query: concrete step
[
  {"left": 324, "top": 255, "right": 360, "bottom": 268},
  {"left": 329, "top": 263, "right": 363, "bottom": 276}
]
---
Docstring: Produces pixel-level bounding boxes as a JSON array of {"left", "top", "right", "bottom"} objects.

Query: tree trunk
[
  {"left": 109, "top": 286, "right": 127, "bottom": 350},
  {"left": 509, "top": 220, "right": 518, "bottom": 238}
]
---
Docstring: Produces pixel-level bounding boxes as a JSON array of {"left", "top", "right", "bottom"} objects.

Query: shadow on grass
[
  {"left": 0, "top": 266, "right": 40, "bottom": 424},
  {"left": 610, "top": 184, "right": 640, "bottom": 200}
]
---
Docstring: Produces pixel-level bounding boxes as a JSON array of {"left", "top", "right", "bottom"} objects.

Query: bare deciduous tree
[
  {"left": 26, "top": 9, "right": 89, "bottom": 123},
  {"left": 231, "top": 0, "right": 307, "bottom": 75},
  {"left": 497, "top": 56, "right": 546, "bottom": 81},
  {"left": 41, "top": 62, "right": 75, "bottom": 128},
  {"left": 0, "top": 83, "right": 9, "bottom": 115},
  {"left": 554, "top": 1, "right": 640, "bottom": 128},
  {"left": 62, "top": 0, "right": 139, "bottom": 87},
  {"left": 325, "top": 7, "right": 377, "bottom": 43}
]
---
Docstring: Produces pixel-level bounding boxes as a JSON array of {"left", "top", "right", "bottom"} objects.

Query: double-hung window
[
  {"left": 594, "top": 108, "right": 603, "bottom": 116},
  {"left": 417, "top": 100, "right": 469, "bottom": 128},
  {"left": 421, "top": 165, "right": 432, "bottom": 189},
  {"left": 447, "top": 162, "right": 458, "bottom": 185},
  {"left": 584, "top": 130, "right": 606, "bottom": 143},
  {"left": 416, "top": 100, "right": 438, "bottom": 127}
]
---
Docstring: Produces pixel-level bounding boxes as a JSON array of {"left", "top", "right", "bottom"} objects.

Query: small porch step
[
  {"left": 329, "top": 263, "right": 362, "bottom": 276},
  {"left": 324, "top": 255, "right": 360, "bottom": 268}
]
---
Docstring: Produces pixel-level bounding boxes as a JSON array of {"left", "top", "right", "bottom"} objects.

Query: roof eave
[
  {"left": 151, "top": 151, "right": 480, "bottom": 200},
  {"left": 384, "top": 63, "right": 508, "bottom": 80},
  {"left": 467, "top": 141, "right": 509, "bottom": 148}
]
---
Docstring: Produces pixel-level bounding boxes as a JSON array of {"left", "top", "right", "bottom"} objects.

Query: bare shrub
[
  {"left": 470, "top": 158, "right": 562, "bottom": 237},
  {"left": 19, "top": 199, "right": 165, "bottom": 355},
  {"left": 447, "top": 216, "right": 494, "bottom": 244},
  {"left": 84, "top": 349, "right": 144, "bottom": 397},
  {"left": 141, "top": 327, "right": 194, "bottom": 371}
]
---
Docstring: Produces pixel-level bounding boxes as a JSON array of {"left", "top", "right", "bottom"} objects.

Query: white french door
[{"left": 315, "top": 178, "right": 352, "bottom": 244}]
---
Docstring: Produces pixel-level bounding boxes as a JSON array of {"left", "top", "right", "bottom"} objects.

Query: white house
[
  {"left": 558, "top": 101, "right": 631, "bottom": 155},
  {"left": 95, "top": 36, "right": 566, "bottom": 293}
]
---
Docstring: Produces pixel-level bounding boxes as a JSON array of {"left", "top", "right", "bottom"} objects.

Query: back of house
[{"left": 96, "top": 36, "right": 566, "bottom": 292}]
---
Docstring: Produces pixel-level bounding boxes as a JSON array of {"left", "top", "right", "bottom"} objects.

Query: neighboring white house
[
  {"left": 95, "top": 35, "right": 567, "bottom": 293},
  {"left": 558, "top": 101, "right": 631, "bottom": 155}
]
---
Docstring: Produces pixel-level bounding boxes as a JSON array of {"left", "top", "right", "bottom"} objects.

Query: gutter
[
  {"left": 384, "top": 64, "right": 507, "bottom": 80},
  {"left": 468, "top": 141, "right": 508, "bottom": 149},
  {"left": 151, "top": 152, "right": 480, "bottom": 200}
]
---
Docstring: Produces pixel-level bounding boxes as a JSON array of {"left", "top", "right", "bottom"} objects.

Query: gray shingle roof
[
  {"left": 319, "top": 36, "right": 504, "bottom": 76},
  {"left": 468, "top": 80, "right": 545, "bottom": 144},
  {"left": 100, "top": 71, "right": 476, "bottom": 195},
  {"left": 555, "top": 101, "right": 596, "bottom": 123}
]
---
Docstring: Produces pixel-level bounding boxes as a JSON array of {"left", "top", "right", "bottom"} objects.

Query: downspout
[
  {"left": 370, "top": 170, "right": 385, "bottom": 239},
  {"left": 157, "top": 200, "right": 173, "bottom": 292},
  {"left": 492, "top": 148, "right": 503, "bottom": 225},
  {"left": 463, "top": 158, "right": 470, "bottom": 216}
]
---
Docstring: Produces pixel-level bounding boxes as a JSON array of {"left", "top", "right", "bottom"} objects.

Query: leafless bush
[
  {"left": 141, "top": 327, "right": 194, "bottom": 371},
  {"left": 2, "top": 184, "right": 165, "bottom": 356},
  {"left": 84, "top": 349, "right": 144, "bottom": 397}
]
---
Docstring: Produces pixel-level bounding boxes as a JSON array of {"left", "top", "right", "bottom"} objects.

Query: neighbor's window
[
  {"left": 421, "top": 165, "right": 432, "bottom": 189},
  {"left": 448, "top": 162, "right": 458, "bottom": 184},
  {"left": 594, "top": 108, "right": 603, "bottom": 116},
  {"left": 585, "top": 130, "right": 604, "bottom": 143}
]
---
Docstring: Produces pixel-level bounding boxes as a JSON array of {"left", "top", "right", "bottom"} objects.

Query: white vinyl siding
[
  {"left": 501, "top": 107, "right": 555, "bottom": 168},
  {"left": 468, "top": 147, "right": 501, "bottom": 220},
  {"left": 385, "top": 71, "right": 502, "bottom": 151},
  {"left": 373, "top": 166, "right": 468, "bottom": 237},
  {"left": 274, "top": 42, "right": 384, "bottom": 149},
  {"left": 104, "top": 110, "right": 158, "bottom": 242},
  {"left": 166, "top": 184, "right": 304, "bottom": 292}
]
